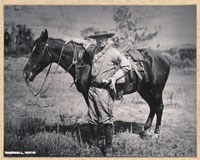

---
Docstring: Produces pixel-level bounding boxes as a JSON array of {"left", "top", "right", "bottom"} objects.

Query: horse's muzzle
[{"left": 23, "top": 70, "right": 35, "bottom": 81}]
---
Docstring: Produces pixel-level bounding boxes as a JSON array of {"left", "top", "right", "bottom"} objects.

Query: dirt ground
[{"left": 4, "top": 56, "right": 196, "bottom": 157}]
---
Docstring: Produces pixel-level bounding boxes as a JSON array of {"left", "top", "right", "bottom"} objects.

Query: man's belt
[{"left": 90, "top": 81, "right": 110, "bottom": 89}]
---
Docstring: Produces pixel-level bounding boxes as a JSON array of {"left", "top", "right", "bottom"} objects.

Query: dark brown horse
[{"left": 23, "top": 29, "right": 170, "bottom": 137}]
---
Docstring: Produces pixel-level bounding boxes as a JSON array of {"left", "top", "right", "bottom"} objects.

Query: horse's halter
[
  {"left": 25, "top": 41, "right": 53, "bottom": 97},
  {"left": 25, "top": 40, "right": 80, "bottom": 97}
]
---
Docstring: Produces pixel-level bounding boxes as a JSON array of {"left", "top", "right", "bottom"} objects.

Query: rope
[{"left": 54, "top": 41, "right": 69, "bottom": 74}]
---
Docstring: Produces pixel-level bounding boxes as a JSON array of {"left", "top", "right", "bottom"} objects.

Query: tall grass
[{"left": 4, "top": 56, "right": 196, "bottom": 157}]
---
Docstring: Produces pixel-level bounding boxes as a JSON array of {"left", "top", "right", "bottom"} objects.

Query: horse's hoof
[
  {"left": 143, "top": 130, "right": 151, "bottom": 136},
  {"left": 152, "top": 133, "right": 159, "bottom": 139},
  {"left": 140, "top": 130, "right": 151, "bottom": 139}
]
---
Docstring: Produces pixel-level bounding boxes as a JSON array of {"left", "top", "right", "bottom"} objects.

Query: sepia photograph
[{"left": 4, "top": 4, "right": 197, "bottom": 157}]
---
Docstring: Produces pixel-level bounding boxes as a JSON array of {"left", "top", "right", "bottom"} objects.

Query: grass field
[{"left": 4, "top": 56, "right": 196, "bottom": 157}]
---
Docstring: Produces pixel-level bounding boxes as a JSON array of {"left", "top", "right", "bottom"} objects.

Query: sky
[{"left": 4, "top": 5, "right": 196, "bottom": 49}]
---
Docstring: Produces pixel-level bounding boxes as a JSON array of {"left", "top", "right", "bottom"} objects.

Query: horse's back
[{"left": 141, "top": 48, "right": 170, "bottom": 68}]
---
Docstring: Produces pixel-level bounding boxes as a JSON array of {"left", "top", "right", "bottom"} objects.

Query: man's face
[{"left": 96, "top": 37, "right": 108, "bottom": 48}]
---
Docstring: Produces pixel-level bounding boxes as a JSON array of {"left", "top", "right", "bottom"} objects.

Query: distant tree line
[
  {"left": 4, "top": 6, "right": 195, "bottom": 68},
  {"left": 4, "top": 24, "right": 34, "bottom": 56},
  {"left": 80, "top": 6, "right": 195, "bottom": 68},
  {"left": 163, "top": 45, "right": 196, "bottom": 68}
]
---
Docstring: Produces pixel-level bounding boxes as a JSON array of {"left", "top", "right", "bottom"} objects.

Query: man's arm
[
  {"left": 106, "top": 49, "right": 131, "bottom": 90},
  {"left": 111, "top": 50, "right": 131, "bottom": 80}
]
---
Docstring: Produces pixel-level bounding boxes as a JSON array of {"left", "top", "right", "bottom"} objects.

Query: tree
[
  {"left": 16, "top": 24, "right": 34, "bottom": 45},
  {"left": 113, "top": 6, "right": 161, "bottom": 48},
  {"left": 5, "top": 24, "right": 34, "bottom": 56}
]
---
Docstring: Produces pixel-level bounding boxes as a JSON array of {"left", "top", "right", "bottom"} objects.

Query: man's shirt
[{"left": 91, "top": 44, "right": 131, "bottom": 83}]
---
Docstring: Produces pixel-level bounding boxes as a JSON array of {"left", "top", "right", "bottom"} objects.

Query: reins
[
  {"left": 26, "top": 40, "right": 81, "bottom": 97},
  {"left": 26, "top": 63, "right": 52, "bottom": 97}
]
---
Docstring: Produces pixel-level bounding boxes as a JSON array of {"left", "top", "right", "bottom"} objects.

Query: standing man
[{"left": 87, "top": 31, "right": 131, "bottom": 156}]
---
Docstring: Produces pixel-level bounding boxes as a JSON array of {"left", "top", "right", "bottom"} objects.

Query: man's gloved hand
[
  {"left": 102, "top": 69, "right": 125, "bottom": 93},
  {"left": 102, "top": 77, "right": 116, "bottom": 93},
  {"left": 107, "top": 77, "right": 116, "bottom": 90}
]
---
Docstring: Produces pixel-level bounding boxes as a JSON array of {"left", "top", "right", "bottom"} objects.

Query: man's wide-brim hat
[{"left": 88, "top": 31, "right": 115, "bottom": 39}]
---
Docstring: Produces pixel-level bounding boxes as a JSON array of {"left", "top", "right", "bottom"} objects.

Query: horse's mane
[
  {"left": 85, "top": 44, "right": 100, "bottom": 60},
  {"left": 38, "top": 37, "right": 97, "bottom": 63},
  {"left": 68, "top": 41, "right": 95, "bottom": 64},
  {"left": 66, "top": 41, "right": 98, "bottom": 62},
  {"left": 49, "top": 38, "right": 65, "bottom": 43},
  {"left": 49, "top": 38, "right": 85, "bottom": 46}
]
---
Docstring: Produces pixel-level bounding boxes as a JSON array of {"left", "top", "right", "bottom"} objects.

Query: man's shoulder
[{"left": 107, "top": 45, "right": 120, "bottom": 53}]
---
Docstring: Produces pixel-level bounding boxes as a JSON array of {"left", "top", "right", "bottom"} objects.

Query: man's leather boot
[
  {"left": 90, "top": 124, "right": 99, "bottom": 147},
  {"left": 104, "top": 124, "right": 113, "bottom": 157}
]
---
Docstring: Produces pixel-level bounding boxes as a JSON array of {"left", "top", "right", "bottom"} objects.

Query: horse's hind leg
[
  {"left": 154, "top": 98, "right": 164, "bottom": 134},
  {"left": 144, "top": 107, "right": 155, "bottom": 132},
  {"left": 140, "top": 91, "right": 164, "bottom": 137}
]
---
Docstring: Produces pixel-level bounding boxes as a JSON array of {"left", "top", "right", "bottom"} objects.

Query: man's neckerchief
[{"left": 92, "top": 44, "right": 109, "bottom": 64}]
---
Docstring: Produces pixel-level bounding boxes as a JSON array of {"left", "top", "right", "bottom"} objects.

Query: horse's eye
[{"left": 32, "top": 46, "right": 42, "bottom": 56}]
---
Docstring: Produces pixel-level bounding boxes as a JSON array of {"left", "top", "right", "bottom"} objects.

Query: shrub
[{"left": 163, "top": 45, "right": 196, "bottom": 68}]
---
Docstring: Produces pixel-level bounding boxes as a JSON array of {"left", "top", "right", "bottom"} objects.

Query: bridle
[
  {"left": 25, "top": 42, "right": 52, "bottom": 97},
  {"left": 25, "top": 40, "right": 80, "bottom": 97}
]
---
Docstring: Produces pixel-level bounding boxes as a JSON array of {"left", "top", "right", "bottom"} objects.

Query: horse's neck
[{"left": 48, "top": 39, "right": 76, "bottom": 76}]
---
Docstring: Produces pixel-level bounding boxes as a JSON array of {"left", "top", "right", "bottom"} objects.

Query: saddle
[
  {"left": 119, "top": 44, "right": 144, "bottom": 70},
  {"left": 114, "top": 45, "right": 149, "bottom": 100}
]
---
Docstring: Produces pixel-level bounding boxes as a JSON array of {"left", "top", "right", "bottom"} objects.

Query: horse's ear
[
  {"left": 45, "top": 29, "right": 48, "bottom": 37},
  {"left": 41, "top": 29, "right": 48, "bottom": 42},
  {"left": 40, "top": 31, "right": 44, "bottom": 38}
]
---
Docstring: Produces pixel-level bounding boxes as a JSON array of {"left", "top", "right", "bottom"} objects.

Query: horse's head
[{"left": 23, "top": 29, "right": 51, "bottom": 81}]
